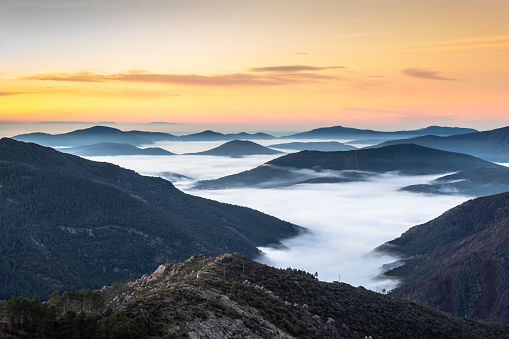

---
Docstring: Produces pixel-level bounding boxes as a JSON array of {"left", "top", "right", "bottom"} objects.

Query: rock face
[{"left": 100, "top": 253, "right": 509, "bottom": 338}]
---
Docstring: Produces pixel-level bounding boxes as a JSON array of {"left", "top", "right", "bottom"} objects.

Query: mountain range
[
  {"left": 13, "top": 126, "right": 277, "bottom": 147},
  {"left": 0, "top": 138, "right": 302, "bottom": 300},
  {"left": 376, "top": 191, "right": 509, "bottom": 323},
  {"left": 371, "top": 126, "right": 509, "bottom": 162},
  {"left": 194, "top": 144, "right": 503, "bottom": 189},
  {"left": 281, "top": 125, "right": 478, "bottom": 140},
  {"left": 12, "top": 124, "right": 480, "bottom": 148}
]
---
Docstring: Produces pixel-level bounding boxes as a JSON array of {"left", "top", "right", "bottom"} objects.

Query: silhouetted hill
[
  {"left": 283, "top": 125, "right": 478, "bottom": 140},
  {"left": 62, "top": 142, "right": 174, "bottom": 156},
  {"left": 402, "top": 167, "right": 509, "bottom": 197},
  {"left": 376, "top": 192, "right": 509, "bottom": 322},
  {"left": 13, "top": 126, "right": 153, "bottom": 147},
  {"left": 13, "top": 126, "right": 276, "bottom": 147},
  {"left": 188, "top": 140, "right": 282, "bottom": 157},
  {"left": 194, "top": 144, "right": 502, "bottom": 189},
  {"left": 179, "top": 130, "right": 276, "bottom": 141},
  {"left": 0, "top": 138, "right": 302, "bottom": 300},
  {"left": 268, "top": 141, "right": 357, "bottom": 151},
  {"left": 372, "top": 126, "right": 509, "bottom": 162}
]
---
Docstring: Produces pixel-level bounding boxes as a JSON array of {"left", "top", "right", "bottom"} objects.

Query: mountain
[
  {"left": 187, "top": 140, "right": 282, "bottom": 157},
  {"left": 13, "top": 126, "right": 277, "bottom": 147},
  {"left": 4, "top": 253, "right": 508, "bottom": 338},
  {"left": 0, "top": 138, "right": 303, "bottom": 300},
  {"left": 376, "top": 192, "right": 509, "bottom": 322},
  {"left": 372, "top": 126, "right": 509, "bottom": 162},
  {"left": 179, "top": 130, "right": 276, "bottom": 141},
  {"left": 62, "top": 142, "right": 175, "bottom": 156},
  {"left": 194, "top": 144, "right": 503, "bottom": 189},
  {"left": 268, "top": 141, "right": 357, "bottom": 151},
  {"left": 13, "top": 126, "right": 157, "bottom": 147},
  {"left": 282, "top": 125, "right": 478, "bottom": 140},
  {"left": 401, "top": 167, "right": 509, "bottom": 197}
]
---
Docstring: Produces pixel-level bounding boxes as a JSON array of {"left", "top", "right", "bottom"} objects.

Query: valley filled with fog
[{"left": 88, "top": 139, "right": 471, "bottom": 291}]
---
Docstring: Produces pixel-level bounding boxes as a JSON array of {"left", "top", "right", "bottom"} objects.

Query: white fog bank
[
  {"left": 85, "top": 150, "right": 469, "bottom": 291},
  {"left": 189, "top": 175, "right": 468, "bottom": 291}
]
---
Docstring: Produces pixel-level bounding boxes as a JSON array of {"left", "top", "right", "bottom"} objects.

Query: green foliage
[{"left": 0, "top": 138, "right": 301, "bottom": 299}]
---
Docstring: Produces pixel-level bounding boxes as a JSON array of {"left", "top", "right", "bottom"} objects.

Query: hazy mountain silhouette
[
  {"left": 402, "top": 167, "right": 509, "bottom": 197},
  {"left": 187, "top": 140, "right": 282, "bottom": 157},
  {"left": 372, "top": 126, "right": 509, "bottom": 162},
  {"left": 0, "top": 138, "right": 302, "bottom": 299},
  {"left": 179, "top": 130, "right": 275, "bottom": 141},
  {"left": 282, "top": 125, "right": 478, "bottom": 140},
  {"left": 62, "top": 142, "right": 174, "bottom": 156},
  {"left": 194, "top": 144, "right": 502, "bottom": 189},
  {"left": 268, "top": 141, "right": 357, "bottom": 151},
  {"left": 376, "top": 192, "right": 509, "bottom": 323},
  {"left": 14, "top": 126, "right": 276, "bottom": 146}
]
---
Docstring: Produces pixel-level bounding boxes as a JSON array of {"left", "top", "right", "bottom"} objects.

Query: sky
[{"left": 1, "top": 0, "right": 508, "bottom": 131}]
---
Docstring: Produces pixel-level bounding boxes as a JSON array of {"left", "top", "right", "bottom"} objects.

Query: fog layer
[{"left": 85, "top": 142, "right": 469, "bottom": 291}]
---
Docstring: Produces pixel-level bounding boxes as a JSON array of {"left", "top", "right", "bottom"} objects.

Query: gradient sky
[{"left": 1, "top": 0, "right": 508, "bottom": 131}]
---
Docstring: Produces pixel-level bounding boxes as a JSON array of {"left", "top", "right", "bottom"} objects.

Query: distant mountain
[
  {"left": 0, "top": 138, "right": 302, "bottom": 300},
  {"left": 268, "top": 141, "right": 357, "bottom": 151},
  {"left": 13, "top": 126, "right": 153, "bottom": 147},
  {"left": 62, "top": 142, "right": 174, "bottom": 156},
  {"left": 194, "top": 144, "right": 502, "bottom": 189},
  {"left": 372, "top": 126, "right": 509, "bottom": 162},
  {"left": 187, "top": 140, "right": 282, "bottom": 157},
  {"left": 282, "top": 125, "right": 478, "bottom": 140},
  {"left": 13, "top": 126, "right": 277, "bottom": 147},
  {"left": 179, "top": 130, "right": 276, "bottom": 141},
  {"left": 4, "top": 253, "right": 509, "bottom": 338},
  {"left": 402, "top": 167, "right": 509, "bottom": 197},
  {"left": 376, "top": 192, "right": 509, "bottom": 323}
]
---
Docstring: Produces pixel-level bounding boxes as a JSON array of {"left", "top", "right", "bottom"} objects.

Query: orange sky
[{"left": 0, "top": 0, "right": 508, "bottom": 131}]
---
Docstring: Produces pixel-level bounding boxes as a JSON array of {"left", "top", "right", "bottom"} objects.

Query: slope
[
  {"left": 0, "top": 138, "right": 303, "bottom": 299},
  {"left": 376, "top": 192, "right": 509, "bottom": 322},
  {"left": 62, "top": 142, "right": 174, "bottom": 156},
  {"left": 372, "top": 126, "right": 509, "bottom": 162}
]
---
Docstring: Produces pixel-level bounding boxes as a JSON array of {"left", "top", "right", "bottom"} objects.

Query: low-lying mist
[
  {"left": 85, "top": 142, "right": 469, "bottom": 291},
  {"left": 190, "top": 176, "right": 468, "bottom": 291}
]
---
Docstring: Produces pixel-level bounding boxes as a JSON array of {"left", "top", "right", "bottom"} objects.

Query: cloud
[
  {"left": 247, "top": 65, "right": 344, "bottom": 73},
  {"left": 87, "top": 141, "right": 469, "bottom": 291},
  {"left": 343, "top": 107, "right": 403, "bottom": 114},
  {"left": 402, "top": 68, "right": 458, "bottom": 81},
  {"left": 0, "top": 91, "right": 24, "bottom": 96},
  {"left": 0, "top": 0, "right": 120, "bottom": 8},
  {"left": 23, "top": 69, "right": 338, "bottom": 87}
]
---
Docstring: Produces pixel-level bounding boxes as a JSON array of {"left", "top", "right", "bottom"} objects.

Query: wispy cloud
[
  {"left": 402, "top": 68, "right": 458, "bottom": 81},
  {"left": 343, "top": 107, "right": 403, "bottom": 114},
  {"left": 0, "top": 0, "right": 119, "bottom": 8},
  {"left": 247, "top": 65, "right": 344, "bottom": 73},
  {"left": 0, "top": 91, "right": 24, "bottom": 96},
  {"left": 23, "top": 68, "right": 338, "bottom": 87}
]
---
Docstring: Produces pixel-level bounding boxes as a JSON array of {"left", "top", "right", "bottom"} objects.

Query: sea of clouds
[{"left": 87, "top": 140, "right": 470, "bottom": 291}]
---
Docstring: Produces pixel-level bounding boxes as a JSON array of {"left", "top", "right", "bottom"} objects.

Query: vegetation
[
  {"left": 0, "top": 290, "right": 147, "bottom": 338},
  {"left": 0, "top": 138, "right": 302, "bottom": 299},
  {"left": 377, "top": 192, "right": 509, "bottom": 322}
]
